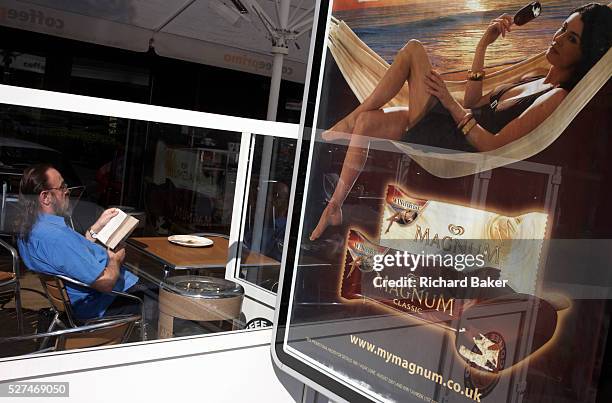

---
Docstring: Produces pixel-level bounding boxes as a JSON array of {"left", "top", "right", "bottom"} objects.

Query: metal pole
[
  {"left": 251, "top": 0, "right": 290, "bottom": 253},
  {"left": 266, "top": 47, "right": 287, "bottom": 121}
]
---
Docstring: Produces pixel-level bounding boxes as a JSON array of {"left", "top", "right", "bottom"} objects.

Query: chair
[
  {"left": 0, "top": 315, "right": 139, "bottom": 354},
  {"left": 38, "top": 273, "right": 147, "bottom": 341},
  {"left": 0, "top": 238, "right": 23, "bottom": 335}
]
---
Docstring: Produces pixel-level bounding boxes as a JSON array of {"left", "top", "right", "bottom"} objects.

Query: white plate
[{"left": 167, "top": 235, "right": 214, "bottom": 248}]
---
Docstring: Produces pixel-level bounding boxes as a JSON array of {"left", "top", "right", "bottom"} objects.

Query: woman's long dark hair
[
  {"left": 16, "top": 164, "right": 53, "bottom": 241},
  {"left": 562, "top": 3, "right": 612, "bottom": 90}
]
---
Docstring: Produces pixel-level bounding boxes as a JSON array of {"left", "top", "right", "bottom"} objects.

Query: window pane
[
  {"left": 238, "top": 135, "right": 296, "bottom": 293},
  {"left": 0, "top": 104, "right": 249, "bottom": 357}
]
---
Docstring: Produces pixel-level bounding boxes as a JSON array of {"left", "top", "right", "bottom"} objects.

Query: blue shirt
[{"left": 18, "top": 213, "right": 138, "bottom": 319}]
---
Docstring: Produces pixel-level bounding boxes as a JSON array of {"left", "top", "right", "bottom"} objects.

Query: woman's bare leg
[
  {"left": 308, "top": 136, "right": 368, "bottom": 241},
  {"left": 323, "top": 40, "right": 436, "bottom": 141},
  {"left": 311, "top": 41, "right": 438, "bottom": 239},
  {"left": 310, "top": 109, "right": 409, "bottom": 240}
]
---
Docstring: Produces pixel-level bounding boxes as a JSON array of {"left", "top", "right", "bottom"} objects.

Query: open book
[{"left": 95, "top": 209, "right": 139, "bottom": 250}]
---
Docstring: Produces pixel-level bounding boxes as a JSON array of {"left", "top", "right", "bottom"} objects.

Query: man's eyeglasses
[{"left": 43, "top": 183, "right": 69, "bottom": 193}]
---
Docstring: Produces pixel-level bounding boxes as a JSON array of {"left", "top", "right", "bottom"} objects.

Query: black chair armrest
[
  {"left": 55, "top": 275, "right": 141, "bottom": 302},
  {"left": 112, "top": 290, "right": 144, "bottom": 305}
]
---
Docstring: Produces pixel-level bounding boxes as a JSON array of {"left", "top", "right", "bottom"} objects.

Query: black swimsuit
[{"left": 402, "top": 76, "right": 554, "bottom": 152}]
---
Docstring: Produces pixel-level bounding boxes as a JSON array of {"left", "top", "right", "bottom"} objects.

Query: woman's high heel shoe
[{"left": 309, "top": 200, "right": 343, "bottom": 241}]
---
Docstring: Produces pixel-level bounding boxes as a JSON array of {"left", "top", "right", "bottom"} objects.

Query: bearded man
[{"left": 16, "top": 164, "right": 141, "bottom": 320}]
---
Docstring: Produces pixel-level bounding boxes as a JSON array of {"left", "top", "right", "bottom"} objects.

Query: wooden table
[{"left": 125, "top": 236, "right": 280, "bottom": 283}]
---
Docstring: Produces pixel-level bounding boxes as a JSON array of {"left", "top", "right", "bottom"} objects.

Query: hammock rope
[{"left": 327, "top": 16, "right": 612, "bottom": 178}]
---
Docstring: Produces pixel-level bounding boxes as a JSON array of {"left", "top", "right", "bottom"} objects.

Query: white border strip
[
  {"left": 0, "top": 84, "right": 299, "bottom": 139},
  {"left": 0, "top": 327, "right": 273, "bottom": 380},
  {"left": 226, "top": 132, "right": 278, "bottom": 307},
  {"left": 283, "top": 0, "right": 333, "bottom": 346},
  {"left": 227, "top": 131, "right": 254, "bottom": 279}
]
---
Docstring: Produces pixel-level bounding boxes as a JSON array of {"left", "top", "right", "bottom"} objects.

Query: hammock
[{"left": 327, "top": 16, "right": 612, "bottom": 178}]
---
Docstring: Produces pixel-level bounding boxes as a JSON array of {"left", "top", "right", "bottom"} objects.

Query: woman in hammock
[{"left": 310, "top": 3, "right": 612, "bottom": 241}]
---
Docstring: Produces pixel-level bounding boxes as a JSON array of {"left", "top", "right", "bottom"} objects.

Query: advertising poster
[{"left": 277, "top": 1, "right": 612, "bottom": 402}]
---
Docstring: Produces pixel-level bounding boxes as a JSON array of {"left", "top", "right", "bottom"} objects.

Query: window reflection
[
  {"left": 0, "top": 50, "right": 45, "bottom": 89},
  {"left": 144, "top": 125, "right": 240, "bottom": 236}
]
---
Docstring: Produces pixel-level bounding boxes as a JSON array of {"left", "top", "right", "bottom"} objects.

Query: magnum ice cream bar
[
  {"left": 340, "top": 230, "right": 559, "bottom": 373},
  {"left": 380, "top": 184, "right": 549, "bottom": 295},
  {"left": 341, "top": 229, "right": 511, "bottom": 325}
]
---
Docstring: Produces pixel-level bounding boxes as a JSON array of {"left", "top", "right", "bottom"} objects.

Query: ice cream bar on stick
[{"left": 514, "top": 1, "right": 541, "bottom": 26}]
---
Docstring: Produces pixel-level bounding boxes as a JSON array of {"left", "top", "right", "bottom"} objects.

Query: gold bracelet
[
  {"left": 457, "top": 112, "right": 474, "bottom": 131},
  {"left": 461, "top": 118, "right": 477, "bottom": 136},
  {"left": 467, "top": 69, "right": 485, "bottom": 81}
]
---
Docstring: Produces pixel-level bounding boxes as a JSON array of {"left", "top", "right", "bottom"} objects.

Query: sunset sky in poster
[{"left": 332, "top": 0, "right": 414, "bottom": 12}]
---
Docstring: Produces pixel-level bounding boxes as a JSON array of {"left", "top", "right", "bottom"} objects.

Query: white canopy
[{"left": 0, "top": 0, "right": 314, "bottom": 83}]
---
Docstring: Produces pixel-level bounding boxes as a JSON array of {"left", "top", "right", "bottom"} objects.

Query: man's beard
[{"left": 51, "top": 195, "right": 69, "bottom": 217}]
